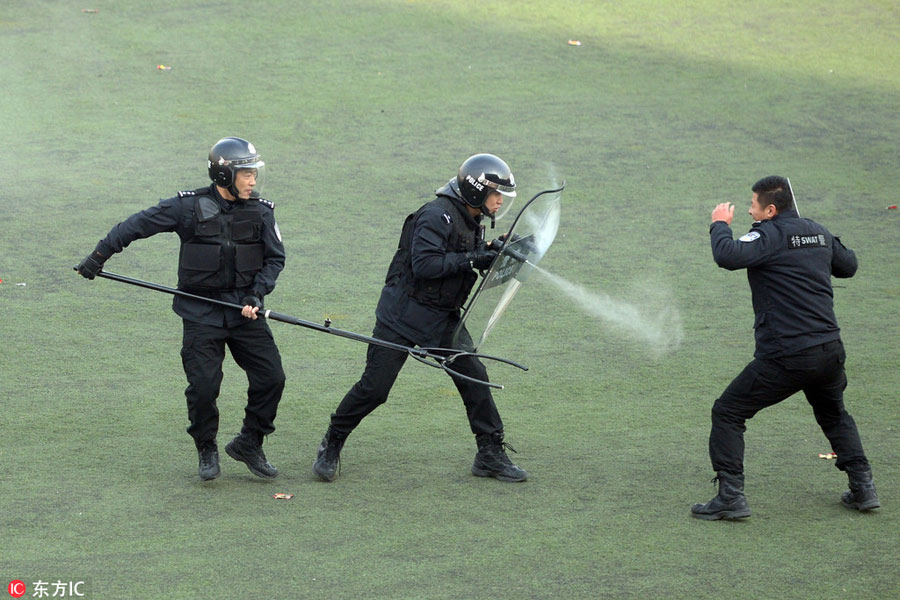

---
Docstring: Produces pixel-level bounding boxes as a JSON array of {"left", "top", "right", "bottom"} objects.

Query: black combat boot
[
  {"left": 313, "top": 425, "right": 347, "bottom": 482},
  {"left": 691, "top": 472, "right": 751, "bottom": 520},
  {"left": 225, "top": 432, "right": 278, "bottom": 479},
  {"left": 841, "top": 468, "right": 880, "bottom": 511},
  {"left": 472, "top": 431, "right": 528, "bottom": 482},
  {"left": 197, "top": 442, "right": 220, "bottom": 481}
]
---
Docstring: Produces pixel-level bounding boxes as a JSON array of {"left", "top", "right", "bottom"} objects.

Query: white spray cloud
[
  {"left": 502, "top": 163, "right": 683, "bottom": 358},
  {"left": 534, "top": 266, "right": 684, "bottom": 358}
]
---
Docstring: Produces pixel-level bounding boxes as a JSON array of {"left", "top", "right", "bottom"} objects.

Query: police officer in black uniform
[
  {"left": 692, "top": 175, "right": 879, "bottom": 520},
  {"left": 75, "top": 137, "right": 287, "bottom": 481},
  {"left": 312, "top": 153, "right": 528, "bottom": 483}
]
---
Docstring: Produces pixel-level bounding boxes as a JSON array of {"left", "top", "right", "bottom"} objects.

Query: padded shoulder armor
[{"left": 195, "top": 196, "right": 220, "bottom": 221}]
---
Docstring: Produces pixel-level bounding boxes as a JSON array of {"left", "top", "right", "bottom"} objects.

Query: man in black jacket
[
  {"left": 692, "top": 175, "right": 879, "bottom": 519},
  {"left": 75, "top": 137, "right": 286, "bottom": 481},
  {"left": 312, "top": 153, "right": 528, "bottom": 483}
]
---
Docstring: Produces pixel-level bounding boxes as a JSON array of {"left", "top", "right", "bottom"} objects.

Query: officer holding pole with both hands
[{"left": 75, "top": 137, "right": 286, "bottom": 482}]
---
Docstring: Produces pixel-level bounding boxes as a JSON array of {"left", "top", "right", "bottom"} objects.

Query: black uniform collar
[
  {"left": 212, "top": 184, "right": 245, "bottom": 210},
  {"left": 435, "top": 178, "right": 461, "bottom": 201},
  {"left": 752, "top": 208, "right": 800, "bottom": 229},
  {"left": 446, "top": 195, "right": 481, "bottom": 228},
  {"left": 435, "top": 179, "right": 481, "bottom": 228},
  {"left": 773, "top": 208, "right": 800, "bottom": 220}
]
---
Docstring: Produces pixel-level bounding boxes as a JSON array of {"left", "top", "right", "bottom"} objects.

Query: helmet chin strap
[
  {"left": 216, "top": 174, "right": 241, "bottom": 201},
  {"left": 227, "top": 175, "right": 247, "bottom": 202},
  {"left": 481, "top": 205, "right": 496, "bottom": 229}
]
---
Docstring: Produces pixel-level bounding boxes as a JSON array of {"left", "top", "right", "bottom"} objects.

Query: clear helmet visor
[
  {"left": 232, "top": 160, "right": 265, "bottom": 199},
  {"left": 483, "top": 183, "right": 516, "bottom": 222}
]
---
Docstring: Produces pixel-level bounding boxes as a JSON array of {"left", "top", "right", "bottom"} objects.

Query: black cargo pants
[
  {"left": 329, "top": 320, "right": 503, "bottom": 436},
  {"left": 181, "top": 318, "right": 285, "bottom": 447},
  {"left": 709, "top": 339, "right": 870, "bottom": 475}
]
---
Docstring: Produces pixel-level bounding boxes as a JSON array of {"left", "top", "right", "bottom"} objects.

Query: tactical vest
[
  {"left": 177, "top": 192, "right": 265, "bottom": 291},
  {"left": 384, "top": 196, "right": 480, "bottom": 310}
]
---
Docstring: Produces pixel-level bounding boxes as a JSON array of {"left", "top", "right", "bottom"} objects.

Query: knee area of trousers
[
  {"left": 353, "top": 374, "right": 394, "bottom": 398},
  {"left": 188, "top": 379, "right": 221, "bottom": 398},
  {"left": 274, "top": 368, "right": 287, "bottom": 387},
  {"left": 711, "top": 400, "right": 743, "bottom": 422},
  {"left": 266, "top": 371, "right": 287, "bottom": 391},
  {"left": 257, "top": 363, "right": 286, "bottom": 386},
  {"left": 456, "top": 361, "right": 489, "bottom": 382}
]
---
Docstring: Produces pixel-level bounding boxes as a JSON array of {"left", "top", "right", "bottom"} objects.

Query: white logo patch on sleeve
[
  {"left": 738, "top": 231, "right": 761, "bottom": 242},
  {"left": 442, "top": 213, "right": 452, "bottom": 224},
  {"left": 274, "top": 221, "right": 282, "bottom": 242}
]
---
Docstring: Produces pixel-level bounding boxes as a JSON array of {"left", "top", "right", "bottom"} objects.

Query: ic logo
[{"left": 8, "top": 580, "right": 26, "bottom": 598}]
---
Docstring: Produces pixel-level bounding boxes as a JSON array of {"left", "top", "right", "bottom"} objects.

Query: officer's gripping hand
[
  {"left": 491, "top": 232, "right": 522, "bottom": 247},
  {"left": 74, "top": 251, "right": 107, "bottom": 280},
  {"left": 465, "top": 248, "right": 498, "bottom": 271},
  {"left": 241, "top": 295, "right": 263, "bottom": 320},
  {"left": 489, "top": 239, "right": 529, "bottom": 264}
]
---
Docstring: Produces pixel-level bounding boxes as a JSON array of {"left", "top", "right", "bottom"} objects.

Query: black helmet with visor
[
  {"left": 207, "top": 137, "right": 266, "bottom": 199},
  {"left": 457, "top": 153, "right": 516, "bottom": 216}
]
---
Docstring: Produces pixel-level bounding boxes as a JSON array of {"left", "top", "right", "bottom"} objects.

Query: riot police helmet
[
  {"left": 208, "top": 137, "right": 266, "bottom": 199},
  {"left": 457, "top": 153, "right": 517, "bottom": 212}
]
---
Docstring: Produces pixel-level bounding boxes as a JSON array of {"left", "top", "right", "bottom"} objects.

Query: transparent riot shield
[{"left": 452, "top": 183, "right": 565, "bottom": 352}]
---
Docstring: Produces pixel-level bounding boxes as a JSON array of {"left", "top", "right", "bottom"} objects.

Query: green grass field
[{"left": 2, "top": 1, "right": 899, "bottom": 598}]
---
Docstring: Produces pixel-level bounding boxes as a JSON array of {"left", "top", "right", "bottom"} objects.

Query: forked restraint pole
[{"left": 92, "top": 270, "right": 527, "bottom": 389}]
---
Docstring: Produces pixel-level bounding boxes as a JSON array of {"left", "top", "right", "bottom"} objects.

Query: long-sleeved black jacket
[
  {"left": 375, "top": 180, "right": 483, "bottom": 347},
  {"left": 710, "top": 208, "right": 857, "bottom": 358},
  {"left": 92, "top": 185, "right": 285, "bottom": 327}
]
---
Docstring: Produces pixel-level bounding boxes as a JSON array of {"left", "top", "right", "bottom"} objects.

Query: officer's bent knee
[{"left": 711, "top": 400, "right": 744, "bottom": 422}]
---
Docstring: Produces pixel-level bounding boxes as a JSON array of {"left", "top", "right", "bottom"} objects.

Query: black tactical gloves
[
  {"left": 74, "top": 249, "right": 110, "bottom": 280},
  {"left": 488, "top": 237, "right": 529, "bottom": 264},
  {"left": 464, "top": 248, "right": 498, "bottom": 270},
  {"left": 241, "top": 295, "right": 263, "bottom": 310}
]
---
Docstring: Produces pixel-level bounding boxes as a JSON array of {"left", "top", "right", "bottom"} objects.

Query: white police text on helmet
[{"left": 465, "top": 174, "right": 485, "bottom": 192}]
